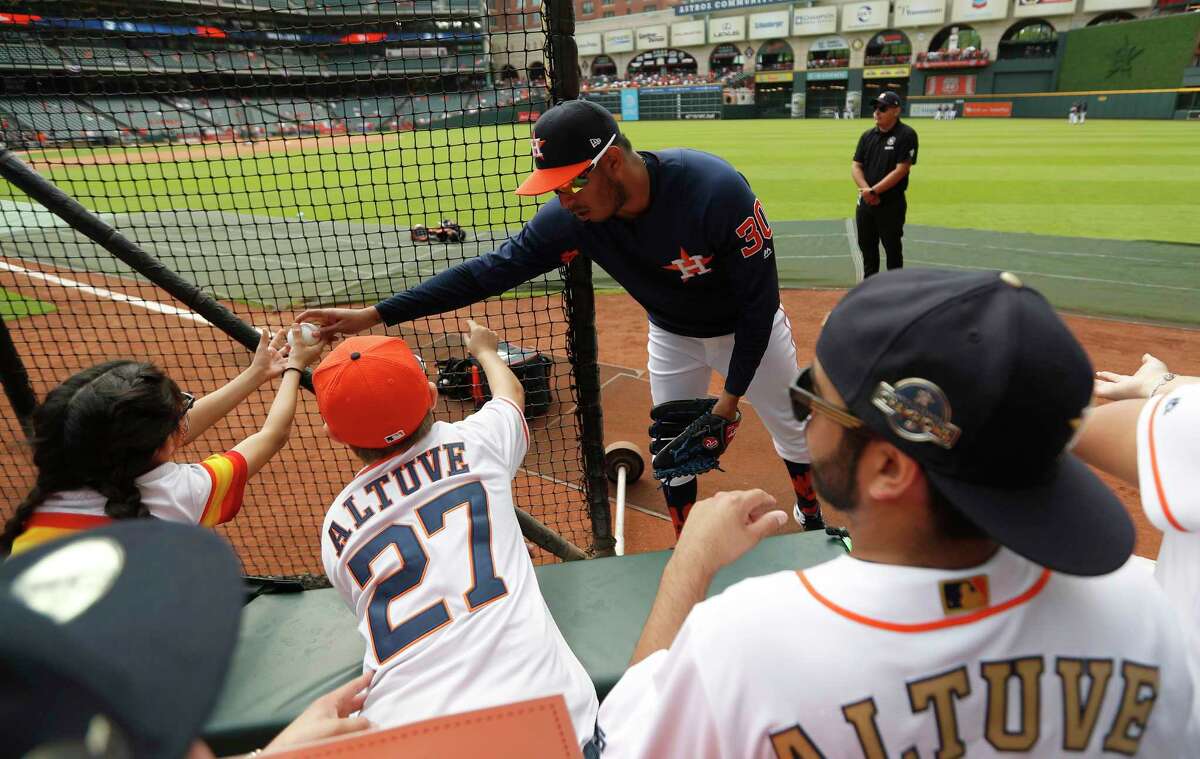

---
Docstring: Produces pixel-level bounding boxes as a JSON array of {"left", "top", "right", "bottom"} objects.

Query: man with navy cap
[
  {"left": 852, "top": 90, "right": 918, "bottom": 278},
  {"left": 300, "top": 99, "right": 827, "bottom": 535},
  {"left": 595, "top": 269, "right": 1197, "bottom": 757}
]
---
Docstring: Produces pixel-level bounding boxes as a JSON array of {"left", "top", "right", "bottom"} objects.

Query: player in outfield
[
  {"left": 595, "top": 270, "right": 1197, "bottom": 757},
  {"left": 2, "top": 326, "right": 326, "bottom": 556},
  {"left": 300, "top": 98, "right": 824, "bottom": 537},
  {"left": 312, "top": 320, "right": 598, "bottom": 746}
]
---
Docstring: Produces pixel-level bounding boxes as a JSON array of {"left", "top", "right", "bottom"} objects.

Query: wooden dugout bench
[{"left": 203, "top": 531, "right": 848, "bottom": 755}]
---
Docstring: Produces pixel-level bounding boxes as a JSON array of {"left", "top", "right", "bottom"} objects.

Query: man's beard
[{"left": 811, "top": 432, "right": 869, "bottom": 514}]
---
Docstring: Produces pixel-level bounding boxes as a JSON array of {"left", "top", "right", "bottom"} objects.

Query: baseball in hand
[{"left": 288, "top": 322, "right": 321, "bottom": 349}]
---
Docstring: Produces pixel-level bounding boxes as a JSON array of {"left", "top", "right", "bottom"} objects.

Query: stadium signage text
[
  {"left": 894, "top": 0, "right": 947, "bottom": 27},
  {"left": 806, "top": 69, "right": 849, "bottom": 80},
  {"left": 792, "top": 7, "right": 838, "bottom": 36},
  {"left": 709, "top": 16, "right": 747, "bottom": 41},
  {"left": 750, "top": 10, "right": 790, "bottom": 39},
  {"left": 1014, "top": 0, "right": 1078, "bottom": 16},
  {"left": 675, "top": 0, "right": 787, "bottom": 16},
  {"left": 672, "top": 19, "right": 707, "bottom": 46},
  {"left": 863, "top": 65, "right": 912, "bottom": 78}
]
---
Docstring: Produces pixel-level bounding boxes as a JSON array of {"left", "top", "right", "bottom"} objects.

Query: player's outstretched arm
[
  {"left": 232, "top": 326, "right": 328, "bottom": 477},
  {"left": 294, "top": 306, "right": 382, "bottom": 343},
  {"left": 465, "top": 319, "right": 524, "bottom": 411},
  {"left": 182, "top": 328, "right": 291, "bottom": 445},
  {"left": 630, "top": 490, "right": 786, "bottom": 664}
]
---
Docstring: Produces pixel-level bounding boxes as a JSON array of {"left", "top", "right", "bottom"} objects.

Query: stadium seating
[
  {"left": 0, "top": 42, "right": 63, "bottom": 69},
  {"left": 83, "top": 97, "right": 214, "bottom": 142},
  {"left": 0, "top": 97, "right": 124, "bottom": 145},
  {"left": 57, "top": 45, "right": 154, "bottom": 72}
]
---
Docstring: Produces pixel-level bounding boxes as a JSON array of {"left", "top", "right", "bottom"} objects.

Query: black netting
[{"left": 0, "top": 0, "right": 600, "bottom": 577}]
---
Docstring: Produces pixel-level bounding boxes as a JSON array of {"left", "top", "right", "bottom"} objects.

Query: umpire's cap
[
  {"left": 516, "top": 99, "right": 620, "bottom": 196},
  {"left": 0, "top": 521, "right": 243, "bottom": 758},
  {"left": 815, "top": 269, "right": 1134, "bottom": 576}
]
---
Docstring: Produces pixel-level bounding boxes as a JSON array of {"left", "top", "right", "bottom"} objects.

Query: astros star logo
[
  {"left": 530, "top": 137, "right": 546, "bottom": 160},
  {"left": 662, "top": 247, "right": 714, "bottom": 282}
]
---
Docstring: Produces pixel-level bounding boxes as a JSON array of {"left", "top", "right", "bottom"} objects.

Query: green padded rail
[{"left": 203, "top": 531, "right": 847, "bottom": 755}]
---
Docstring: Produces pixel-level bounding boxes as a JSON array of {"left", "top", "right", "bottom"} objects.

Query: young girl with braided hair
[{"left": 2, "top": 327, "right": 327, "bottom": 556}]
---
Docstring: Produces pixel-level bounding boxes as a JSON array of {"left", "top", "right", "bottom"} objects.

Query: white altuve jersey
[
  {"left": 1138, "top": 384, "right": 1200, "bottom": 644},
  {"left": 597, "top": 548, "right": 1197, "bottom": 758},
  {"left": 321, "top": 398, "right": 597, "bottom": 743}
]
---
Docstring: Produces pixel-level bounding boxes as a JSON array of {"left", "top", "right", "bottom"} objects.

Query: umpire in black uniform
[{"left": 851, "top": 91, "right": 918, "bottom": 277}]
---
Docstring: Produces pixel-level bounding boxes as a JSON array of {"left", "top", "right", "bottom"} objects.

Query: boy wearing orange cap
[{"left": 312, "top": 320, "right": 598, "bottom": 747}]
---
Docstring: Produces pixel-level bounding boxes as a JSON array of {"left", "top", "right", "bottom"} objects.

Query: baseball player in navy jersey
[
  {"left": 299, "top": 98, "right": 823, "bottom": 536},
  {"left": 595, "top": 270, "right": 1198, "bottom": 757}
]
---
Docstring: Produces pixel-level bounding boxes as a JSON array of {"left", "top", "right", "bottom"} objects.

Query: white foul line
[{"left": 0, "top": 260, "right": 212, "bottom": 324}]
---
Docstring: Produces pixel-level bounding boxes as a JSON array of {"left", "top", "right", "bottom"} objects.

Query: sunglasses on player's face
[
  {"left": 873, "top": 103, "right": 895, "bottom": 112},
  {"left": 554, "top": 132, "right": 617, "bottom": 195},
  {"left": 789, "top": 366, "right": 865, "bottom": 430}
]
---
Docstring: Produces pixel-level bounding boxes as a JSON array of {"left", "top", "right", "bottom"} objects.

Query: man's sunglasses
[
  {"left": 789, "top": 366, "right": 865, "bottom": 430},
  {"left": 873, "top": 103, "right": 896, "bottom": 112},
  {"left": 555, "top": 132, "right": 617, "bottom": 195}
]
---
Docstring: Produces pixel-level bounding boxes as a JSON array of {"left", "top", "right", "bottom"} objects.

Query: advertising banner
[
  {"left": 1081, "top": 0, "right": 1151, "bottom": 9},
  {"left": 810, "top": 34, "right": 850, "bottom": 51},
  {"left": 604, "top": 28, "right": 634, "bottom": 53},
  {"left": 894, "top": 0, "right": 947, "bottom": 27},
  {"left": 675, "top": 0, "right": 782, "bottom": 15},
  {"left": 841, "top": 1, "right": 889, "bottom": 31},
  {"left": 750, "top": 10, "right": 790, "bottom": 39},
  {"left": 671, "top": 19, "right": 706, "bottom": 47},
  {"left": 576, "top": 33, "right": 602, "bottom": 56},
  {"left": 863, "top": 65, "right": 912, "bottom": 78},
  {"left": 792, "top": 6, "right": 838, "bottom": 36},
  {"left": 806, "top": 69, "right": 849, "bottom": 80},
  {"left": 924, "top": 73, "right": 977, "bottom": 94},
  {"left": 951, "top": 0, "right": 1009, "bottom": 22},
  {"left": 709, "top": 15, "right": 747, "bottom": 42},
  {"left": 756, "top": 70, "right": 794, "bottom": 82},
  {"left": 620, "top": 88, "right": 640, "bottom": 121},
  {"left": 1013, "top": 0, "right": 1077, "bottom": 16},
  {"left": 910, "top": 102, "right": 953, "bottom": 116},
  {"left": 963, "top": 101, "right": 1012, "bottom": 117},
  {"left": 637, "top": 25, "right": 669, "bottom": 50}
]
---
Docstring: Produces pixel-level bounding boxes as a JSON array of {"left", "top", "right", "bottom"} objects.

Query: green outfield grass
[
  {"left": 9, "top": 119, "right": 1199, "bottom": 244},
  {"left": 0, "top": 288, "right": 56, "bottom": 320}
]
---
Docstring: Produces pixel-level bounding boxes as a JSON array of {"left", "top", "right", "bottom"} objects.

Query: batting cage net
[{"left": 0, "top": 0, "right": 609, "bottom": 579}]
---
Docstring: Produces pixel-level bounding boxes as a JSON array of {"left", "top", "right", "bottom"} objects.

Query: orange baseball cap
[{"left": 313, "top": 336, "right": 432, "bottom": 449}]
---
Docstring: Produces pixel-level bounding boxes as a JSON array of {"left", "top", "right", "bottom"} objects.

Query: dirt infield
[{"left": 594, "top": 290, "right": 1199, "bottom": 560}]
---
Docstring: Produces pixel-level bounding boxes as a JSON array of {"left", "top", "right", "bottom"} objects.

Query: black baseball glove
[{"left": 648, "top": 398, "right": 741, "bottom": 481}]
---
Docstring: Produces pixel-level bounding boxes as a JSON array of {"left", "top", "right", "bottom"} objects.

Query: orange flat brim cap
[{"left": 514, "top": 158, "right": 592, "bottom": 196}]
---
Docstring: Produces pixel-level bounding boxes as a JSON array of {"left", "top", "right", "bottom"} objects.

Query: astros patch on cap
[
  {"left": 515, "top": 99, "right": 620, "bottom": 196},
  {"left": 314, "top": 335, "right": 432, "bottom": 449}
]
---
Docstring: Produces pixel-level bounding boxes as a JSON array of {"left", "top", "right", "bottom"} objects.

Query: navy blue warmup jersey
[{"left": 376, "top": 149, "right": 780, "bottom": 396}]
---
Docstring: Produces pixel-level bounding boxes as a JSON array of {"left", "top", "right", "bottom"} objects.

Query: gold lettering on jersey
[
  {"left": 769, "top": 725, "right": 825, "bottom": 759},
  {"left": 1102, "top": 662, "right": 1160, "bottom": 754},
  {"left": 939, "top": 575, "right": 988, "bottom": 616},
  {"left": 907, "top": 666, "right": 971, "bottom": 759},
  {"left": 981, "top": 657, "right": 1043, "bottom": 750},
  {"left": 1057, "top": 658, "right": 1114, "bottom": 750},
  {"left": 842, "top": 698, "right": 888, "bottom": 758}
]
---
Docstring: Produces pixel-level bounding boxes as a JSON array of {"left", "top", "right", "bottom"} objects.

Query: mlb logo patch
[{"left": 940, "top": 574, "right": 989, "bottom": 616}]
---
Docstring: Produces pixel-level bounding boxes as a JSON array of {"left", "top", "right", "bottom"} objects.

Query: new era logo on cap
[{"left": 589, "top": 138, "right": 602, "bottom": 148}]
